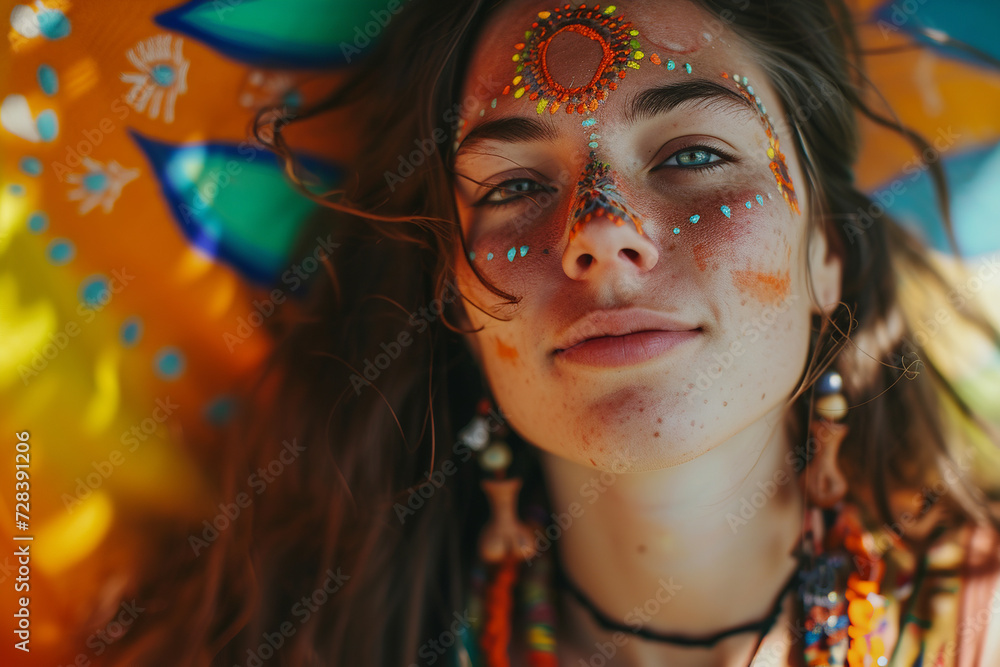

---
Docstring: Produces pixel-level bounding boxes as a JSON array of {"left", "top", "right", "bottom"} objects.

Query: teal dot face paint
[
  {"left": 469, "top": 185, "right": 770, "bottom": 260},
  {"left": 469, "top": 251, "right": 476, "bottom": 260},
  {"left": 666, "top": 59, "right": 675, "bottom": 70}
]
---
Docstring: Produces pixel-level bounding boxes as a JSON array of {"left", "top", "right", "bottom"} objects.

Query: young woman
[{"left": 103, "top": 0, "right": 1000, "bottom": 665}]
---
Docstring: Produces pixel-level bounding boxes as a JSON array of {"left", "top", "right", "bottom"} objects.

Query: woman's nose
[{"left": 561, "top": 199, "right": 659, "bottom": 282}]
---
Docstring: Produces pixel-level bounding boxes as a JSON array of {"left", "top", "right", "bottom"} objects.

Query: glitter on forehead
[{"left": 502, "top": 4, "right": 642, "bottom": 116}]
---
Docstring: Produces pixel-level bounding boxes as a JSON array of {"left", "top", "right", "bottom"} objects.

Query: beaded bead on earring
[{"left": 814, "top": 370, "right": 847, "bottom": 422}]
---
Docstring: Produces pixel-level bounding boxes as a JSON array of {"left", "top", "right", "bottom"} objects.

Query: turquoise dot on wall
[
  {"left": 82, "top": 172, "right": 108, "bottom": 192},
  {"left": 78, "top": 275, "right": 110, "bottom": 308},
  {"left": 46, "top": 238, "right": 75, "bottom": 265},
  {"left": 204, "top": 395, "right": 237, "bottom": 426},
  {"left": 154, "top": 346, "right": 186, "bottom": 381},
  {"left": 120, "top": 316, "right": 144, "bottom": 347},
  {"left": 8, "top": 184, "right": 25, "bottom": 196},
  {"left": 35, "top": 110, "right": 58, "bottom": 142},
  {"left": 19, "top": 157, "right": 42, "bottom": 176},
  {"left": 37, "top": 8, "right": 71, "bottom": 39},
  {"left": 37, "top": 64, "right": 58, "bottom": 95},
  {"left": 27, "top": 212, "right": 48, "bottom": 233},
  {"left": 150, "top": 63, "right": 176, "bottom": 87}
]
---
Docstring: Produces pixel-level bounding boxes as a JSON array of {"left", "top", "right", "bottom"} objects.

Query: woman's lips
[
  {"left": 551, "top": 307, "right": 702, "bottom": 367},
  {"left": 554, "top": 329, "right": 702, "bottom": 367}
]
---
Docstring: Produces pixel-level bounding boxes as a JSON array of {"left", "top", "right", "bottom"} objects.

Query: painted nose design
[{"left": 562, "top": 158, "right": 659, "bottom": 280}]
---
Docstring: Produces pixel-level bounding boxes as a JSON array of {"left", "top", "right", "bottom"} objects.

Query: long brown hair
[{"left": 101, "top": 0, "right": 1000, "bottom": 664}]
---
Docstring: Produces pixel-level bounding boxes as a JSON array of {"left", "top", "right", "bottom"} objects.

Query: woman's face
[{"left": 451, "top": 0, "right": 841, "bottom": 471}]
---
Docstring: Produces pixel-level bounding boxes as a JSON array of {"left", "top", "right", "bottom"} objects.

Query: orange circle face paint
[{"left": 503, "top": 4, "right": 643, "bottom": 116}]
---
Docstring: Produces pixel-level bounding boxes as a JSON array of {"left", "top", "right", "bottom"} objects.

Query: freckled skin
[
  {"left": 450, "top": 0, "right": 841, "bottom": 472},
  {"left": 692, "top": 242, "right": 711, "bottom": 271}
]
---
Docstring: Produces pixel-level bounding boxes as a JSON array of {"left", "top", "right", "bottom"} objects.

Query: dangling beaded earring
[
  {"left": 798, "top": 370, "right": 889, "bottom": 667},
  {"left": 807, "top": 370, "right": 850, "bottom": 508},
  {"left": 458, "top": 398, "right": 538, "bottom": 564},
  {"left": 457, "top": 397, "right": 541, "bottom": 667},
  {"left": 814, "top": 373, "right": 888, "bottom": 667},
  {"left": 800, "top": 369, "right": 852, "bottom": 667}
]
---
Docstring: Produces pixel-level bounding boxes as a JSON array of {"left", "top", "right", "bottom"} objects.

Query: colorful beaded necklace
[
  {"left": 451, "top": 499, "right": 964, "bottom": 667},
  {"left": 448, "top": 390, "right": 971, "bottom": 667}
]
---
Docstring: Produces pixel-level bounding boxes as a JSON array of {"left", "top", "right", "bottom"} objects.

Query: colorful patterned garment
[{"left": 452, "top": 502, "right": 1000, "bottom": 667}]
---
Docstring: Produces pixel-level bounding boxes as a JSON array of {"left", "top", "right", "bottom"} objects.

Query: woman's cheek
[
  {"left": 637, "top": 182, "right": 790, "bottom": 290},
  {"left": 463, "top": 201, "right": 568, "bottom": 295}
]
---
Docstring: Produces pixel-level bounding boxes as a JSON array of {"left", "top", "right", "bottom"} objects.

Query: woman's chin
[{"left": 526, "top": 409, "right": 723, "bottom": 473}]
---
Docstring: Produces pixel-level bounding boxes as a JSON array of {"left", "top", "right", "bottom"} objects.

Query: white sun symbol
[
  {"left": 120, "top": 34, "right": 189, "bottom": 123},
  {"left": 66, "top": 157, "right": 140, "bottom": 214}
]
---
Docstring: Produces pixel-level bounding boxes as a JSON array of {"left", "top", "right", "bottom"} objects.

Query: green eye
[
  {"left": 658, "top": 146, "right": 730, "bottom": 170},
  {"left": 677, "top": 149, "right": 714, "bottom": 165}
]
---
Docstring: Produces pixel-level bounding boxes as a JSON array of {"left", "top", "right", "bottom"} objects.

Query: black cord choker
[{"left": 553, "top": 553, "right": 803, "bottom": 648}]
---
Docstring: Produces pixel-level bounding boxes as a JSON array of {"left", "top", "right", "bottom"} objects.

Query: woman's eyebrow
[
  {"left": 625, "top": 79, "right": 761, "bottom": 126},
  {"left": 455, "top": 79, "right": 759, "bottom": 157},
  {"left": 456, "top": 116, "right": 558, "bottom": 156}
]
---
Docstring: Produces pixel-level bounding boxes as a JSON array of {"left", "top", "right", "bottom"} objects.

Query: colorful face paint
[
  {"left": 722, "top": 71, "right": 800, "bottom": 215},
  {"left": 461, "top": 3, "right": 795, "bottom": 268},
  {"left": 731, "top": 268, "right": 791, "bottom": 303},
  {"left": 475, "top": 187, "right": 770, "bottom": 259},
  {"left": 504, "top": 4, "right": 642, "bottom": 116},
  {"left": 568, "top": 156, "right": 643, "bottom": 241}
]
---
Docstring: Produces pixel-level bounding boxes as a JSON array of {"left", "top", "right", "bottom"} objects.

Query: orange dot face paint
[{"left": 495, "top": 338, "right": 520, "bottom": 361}]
